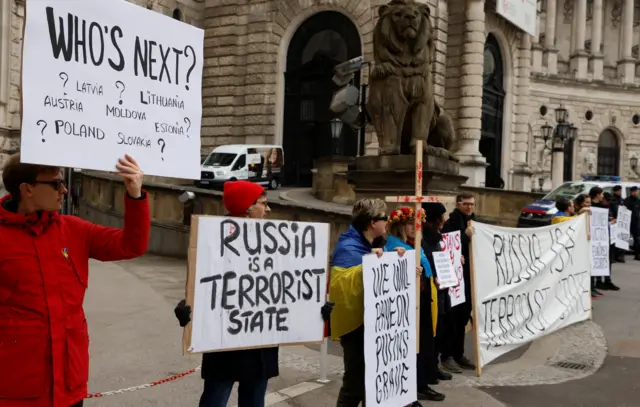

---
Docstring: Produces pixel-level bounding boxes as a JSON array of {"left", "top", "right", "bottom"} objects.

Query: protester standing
[
  {"left": 174, "top": 180, "right": 333, "bottom": 407},
  {"left": 440, "top": 193, "right": 476, "bottom": 372},
  {"left": 610, "top": 185, "right": 625, "bottom": 263},
  {"left": 329, "top": 198, "right": 413, "bottom": 407},
  {"left": 0, "top": 153, "right": 150, "bottom": 407},
  {"left": 385, "top": 207, "right": 447, "bottom": 402},
  {"left": 623, "top": 186, "right": 640, "bottom": 261},
  {"left": 593, "top": 191, "right": 620, "bottom": 291}
]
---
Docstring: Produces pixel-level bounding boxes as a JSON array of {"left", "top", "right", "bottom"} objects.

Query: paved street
[{"left": 83, "top": 253, "right": 637, "bottom": 406}]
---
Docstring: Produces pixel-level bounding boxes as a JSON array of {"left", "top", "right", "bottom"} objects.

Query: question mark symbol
[
  {"left": 37, "top": 120, "right": 48, "bottom": 142},
  {"left": 158, "top": 138, "right": 166, "bottom": 161},
  {"left": 184, "top": 117, "right": 191, "bottom": 137},
  {"left": 184, "top": 45, "right": 196, "bottom": 91},
  {"left": 59, "top": 72, "right": 68, "bottom": 95},
  {"left": 115, "top": 81, "right": 125, "bottom": 105}
]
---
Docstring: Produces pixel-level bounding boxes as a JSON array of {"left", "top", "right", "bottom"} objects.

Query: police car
[{"left": 517, "top": 175, "right": 640, "bottom": 228}]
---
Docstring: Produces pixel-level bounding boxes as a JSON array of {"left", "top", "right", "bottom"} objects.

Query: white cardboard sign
[
  {"left": 615, "top": 207, "right": 632, "bottom": 251},
  {"left": 363, "top": 251, "right": 417, "bottom": 407},
  {"left": 589, "top": 207, "right": 610, "bottom": 277},
  {"left": 22, "top": 0, "right": 204, "bottom": 179},
  {"left": 471, "top": 216, "right": 591, "bottom": 368},
  {"left": 441, "top": 231, "right": 466, "bottom": 307},
  {"left": 432, "top": 251, "right": 458, "bottom": 289},
  {"left": 188, "top": 216, "right": 330, "bottom": 353}
]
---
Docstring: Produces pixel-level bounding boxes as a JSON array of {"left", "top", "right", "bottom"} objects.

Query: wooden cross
[{"left": 385, "top": 140, "right": 456, "bottom": 351}]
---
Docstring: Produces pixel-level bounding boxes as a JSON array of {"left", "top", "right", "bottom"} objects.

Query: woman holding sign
[
  {"left": 385, "top": 207, "right": 447, "bottom": 402},
  {"left": 0, "top": 153, "right": 150, "bottom": 407},
  {"left": 174, "top": 180, "right": 334, "bottom": 407}
]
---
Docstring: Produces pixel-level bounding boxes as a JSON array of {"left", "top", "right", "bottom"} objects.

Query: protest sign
[
  {"left": 363, "top": 251, "right": 417, "bottom": 407},
  {"left": 22, "top": 1, "right": 204, "bottom": 179},
  {"left": 432, "top": 251, "right": 458, "bottom": 289},
  {"left": 471, "top": 216, "right": 591, "bottom": 371},
  {"left": 616, "top": 207, "right": 632, "bottom": 251},
  {"left": 441, "top": 231, "right": 466, "bottom": 307},
  {"left": 590, "top": 207, "right": 610, "bottom": 277},
  {"left": 185, "top": 216, "right": 330, "bottom": 353}
]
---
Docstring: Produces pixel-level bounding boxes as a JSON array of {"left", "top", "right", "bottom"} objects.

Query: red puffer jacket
[{"left": 0, "top": 192, "right": 150, "bottom": 407}]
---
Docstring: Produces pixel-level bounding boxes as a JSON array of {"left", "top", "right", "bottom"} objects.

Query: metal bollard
[{"left": 316, "top": 337, "right": 330, "bottom": 384}]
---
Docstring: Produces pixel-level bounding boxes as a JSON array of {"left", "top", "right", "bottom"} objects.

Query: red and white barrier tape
[{"left": 86, "top": 366, "right": 201, "bottom": 398}]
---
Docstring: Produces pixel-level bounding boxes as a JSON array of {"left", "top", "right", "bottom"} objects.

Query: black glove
[
  {"left": 321, "top": 301, "right": 334, "bottom": 322},
  {"left": 372, "top": 236, "right": 387, "bottom": 249},
  {"left": 174, "top": 300, "right": 192, "bottom": 327}
]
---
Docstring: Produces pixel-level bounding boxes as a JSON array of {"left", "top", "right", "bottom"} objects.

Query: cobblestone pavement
[{"left": 481, "top": 257, "right": 640, "bottom": 406}]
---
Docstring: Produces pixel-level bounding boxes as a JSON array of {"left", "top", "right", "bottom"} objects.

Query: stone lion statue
[{"left": 367, "top": 0, "right": 457, "bottom": 161}]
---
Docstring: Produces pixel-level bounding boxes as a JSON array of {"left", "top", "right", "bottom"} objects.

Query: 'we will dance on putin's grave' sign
[
  {"left": 185, "top": 216, "right": 330, "bottom": 354},
  {"left": 22, "top": 1, "right": 203, "bottom": 179}
]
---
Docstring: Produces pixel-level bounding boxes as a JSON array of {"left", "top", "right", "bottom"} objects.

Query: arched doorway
[
  {"left": 282, "top": 12, "right": 361, "bottom": 186},
  {"left": 564, "top": 137, "right": 574, "bottom": 180},
  {"left": 480, "top": 34, "right": 505, "bottom": 188},
  {"left": 597, "top": 129, "right": 620, "bottom": 175}
]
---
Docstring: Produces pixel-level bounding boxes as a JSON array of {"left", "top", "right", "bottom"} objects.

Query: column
[
  {"left": 617, "top": 0, "right": 635, "bottom": 83},
  {"left": 513, "top": 34, "right": 534, "bottom": 191},
  {"left": 588, "top": 0, "right": 604, "bottom": 80},
  {"left": 570, "top": 0, "right": 588, "bottom": 78},
  {"left": 531, "top": 12, "right": 543, "bottom": 72},
  {"left": 453, "top": 0, "right": 488, "bottom": 187},
  {"left": 543, "top": 0, "right": 558, "bottom": 74},
  {"left": 551, "top": 148, "right": 564, "bottom": 189}
]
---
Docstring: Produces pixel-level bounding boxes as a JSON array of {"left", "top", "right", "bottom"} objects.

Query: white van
[{"left": 196, "top": 144, "right": 284, "bottom": 190}]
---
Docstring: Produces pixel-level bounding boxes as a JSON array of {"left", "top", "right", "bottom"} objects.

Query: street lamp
[
  {"left": 330, "top": 118, "right": 343, "bottom": 156},
  {"left": 541, "top": 105, "right": 577, "bottom": 188}
]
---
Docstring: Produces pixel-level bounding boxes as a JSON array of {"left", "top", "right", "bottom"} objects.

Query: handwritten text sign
[
  {"left": 432, "top": 251, "right": 458, "bottom": 289},
  {"left": 189, "top": 217, "right": 330, "bottom": 353},
  {"left": 363, "top": 251, "right": 417, "bottom": 407},
  {"left": 590, "top": 207, "right": 610, "bottom": 277},
  {"left": 471, "top": 217, "right": 591, "bottom": 368},
  {"left": 615, "top": 207, "right": 632, "bottom": 251},
  {"left": 22, "top": 1, "right": 204, "bottom": 179},
  {"left": 441, "top": 231, "right": 466, "bottom": 307}
]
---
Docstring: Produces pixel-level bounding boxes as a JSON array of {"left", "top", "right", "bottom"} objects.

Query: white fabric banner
[
  {"left": 471, "top": 216, "right": 591, "bottom": 368},
  {"left": 363, "top": 251, "right": 417, "bottom": 407},
  {"left": 441, "top": 231, "right": 466, "bottom": 307},
  {"left": 616, "top": 207, "right": 632, "bottom": 251},
  {"left": 188, "top": 217, "right": 329, "bottom": 353},
  {"left": 590, "top": 207, "right": 610, "bottom": 277}
]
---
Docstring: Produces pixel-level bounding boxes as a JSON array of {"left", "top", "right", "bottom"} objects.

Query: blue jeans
[{"left": 199, "top": 378, "right": 269, "bottom": 407}]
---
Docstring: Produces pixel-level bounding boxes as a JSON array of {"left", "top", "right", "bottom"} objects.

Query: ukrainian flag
[{"left": 328, "top": 226, "right": 371, "bottom": 340}]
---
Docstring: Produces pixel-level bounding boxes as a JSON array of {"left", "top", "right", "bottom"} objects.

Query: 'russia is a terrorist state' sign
[
  {"left": 22, "top": 0, "right": 204, "bottom": 179},
  {"left": 188, "top": 216, "right": 330, "bottom": 353},
  {"left": 363, "top": 251, "right": 417, "bottom": 407},
  {"left": 471, "top": 216, "right": 591, "bottom": 368}
]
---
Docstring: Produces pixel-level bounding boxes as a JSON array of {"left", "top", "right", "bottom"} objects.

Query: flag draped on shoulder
[{"left": 328, "top": 226, "right": 371, "bottom": 340}]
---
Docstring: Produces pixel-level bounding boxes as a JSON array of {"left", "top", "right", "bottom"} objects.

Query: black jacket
[
  {"left": 442, "top": 209, "right": 474, "bottom": 300},
  {"left": 624, "top": 195, "right": 640, "bottom": 235},
  {"left": 422, "top": 227, "right": 450, "bottom": 315}
]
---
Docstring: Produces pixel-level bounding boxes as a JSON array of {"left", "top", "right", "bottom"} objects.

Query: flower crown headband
[{"left": 388, "top": 207, "right": 426, "bottom": 225}]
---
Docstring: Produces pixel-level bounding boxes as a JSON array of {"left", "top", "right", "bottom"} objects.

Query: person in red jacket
[{"left": 0, "top": 153, "right": 151, "bottom": 407}]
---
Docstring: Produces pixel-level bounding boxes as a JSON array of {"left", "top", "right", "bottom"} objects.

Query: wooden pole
[
  {"left": 413, "top": 140, "right": 424, "bottom": 351},
  {"left": 468, "top": 220, "right": 483, "bottom": 377}
]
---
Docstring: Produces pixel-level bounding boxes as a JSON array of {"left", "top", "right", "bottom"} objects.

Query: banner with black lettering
[
  {"left": 22, "top": 0, "right": 203, "bottom": 179},
  {"left": 186, "top": 216, "right": 329, "bottom": 353},
  {"left": 363, "top": 251, "right": 417, "bottom": 407},
  {"left": 590, "top": 207, "right": 610, "bottom": 276},
  {"left": 471, "top": 216, "right": 591, "bottom": 369}
]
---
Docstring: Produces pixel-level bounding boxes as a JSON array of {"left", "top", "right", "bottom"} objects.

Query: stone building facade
[{"left": 1, "top": 0, "right": 638, "bottom": 193}]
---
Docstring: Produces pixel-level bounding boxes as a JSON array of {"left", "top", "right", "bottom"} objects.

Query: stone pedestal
[
  {"left": 570, "top": 51, "right": 589, "bottom": 79},
  {"left": 531, "top": 43, "right": 543, "bottom": 72},
  {"left": 311, "top": 156, "right": 356, "bottom": 204},
  {"left": 617, "top": 58, "right": 635, "bottom": 83},
  {"left": 512, "top": 164, "right": 535, "bottom": 192},
  {"left": 543, "top": 48, "right": 559, "bottom": 74},
  {"left": 589, "top": 54, "right": 604, "bottom": 80},
  {"left": 347, "top": 154, "right": 467, "bottom": 202}
]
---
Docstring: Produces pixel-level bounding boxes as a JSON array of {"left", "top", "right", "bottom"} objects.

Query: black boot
[
  {"left": 418, "top": 387, "right": 445, "bottom": 402},
  {"left": 604, "top": 279, "right": 620, "bottom": 291}
]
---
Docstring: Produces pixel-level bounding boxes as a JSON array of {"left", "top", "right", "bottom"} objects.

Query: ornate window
[
  {"left": 564, "top": 137, "right": 574, "bottom": 181},
  {"left": 597, "top": 130, "right": 620, "bottom": 176},
  {"left": 564, "top": 0, "right": 574, "bottom": 23},
  {"left": 481, "top": 34, "right": 505, "bottom": 189},
  {"left": 612, "top": 0, "right": 622, "bottom": 28},
  {"left": 587, "top": 0, "right": 593, "bottom": 20}
]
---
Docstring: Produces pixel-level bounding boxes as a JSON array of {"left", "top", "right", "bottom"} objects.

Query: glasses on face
[
  {"left": 372, "top": 215, "right": 388, "bottom": 222},
  {"left": 459, "top": 202, "right": 475, "bottom": 207},
  {"left": 33, "top": 179, "right": 66, "bottom": 191}
]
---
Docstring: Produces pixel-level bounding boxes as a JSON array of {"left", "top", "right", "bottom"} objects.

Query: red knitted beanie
[{"left": 223, "top": 181, "right": 265, "bottom": 216}]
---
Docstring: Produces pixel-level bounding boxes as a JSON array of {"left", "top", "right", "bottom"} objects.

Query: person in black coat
[
  {"left": 624, "top": 186, "right": 640, "bottom": 261},
  {"left": 610, "top": 185, "right": 626, "bottom": 263},
  {"left": 421, "top": 202, "right": 453, "bottom": 377},
  {"left": 174, "top": 181, "right": 334, "bottom": 407},
  {"left": 440, "top": 193, "right": 476, "bottom": 372}
]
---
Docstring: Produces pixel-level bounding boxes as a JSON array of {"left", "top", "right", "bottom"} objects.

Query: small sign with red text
[{"left": 441, "top": 231, "right": 466, "bottom": 307}]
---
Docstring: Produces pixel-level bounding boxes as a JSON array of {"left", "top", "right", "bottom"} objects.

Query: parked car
[
  {"left": 196, "top": 144, "right": 284, "bottom": 190},
  {"left": 517, "top": 175, "right": 640, "bottom": 228}
]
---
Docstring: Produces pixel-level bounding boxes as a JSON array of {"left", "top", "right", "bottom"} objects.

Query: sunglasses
[
  {"left": 32, "top": 179, "right": 66, "bottom": 191},
  {"left": 372, "top": 215, "right": 388, "bottom": 222}
]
